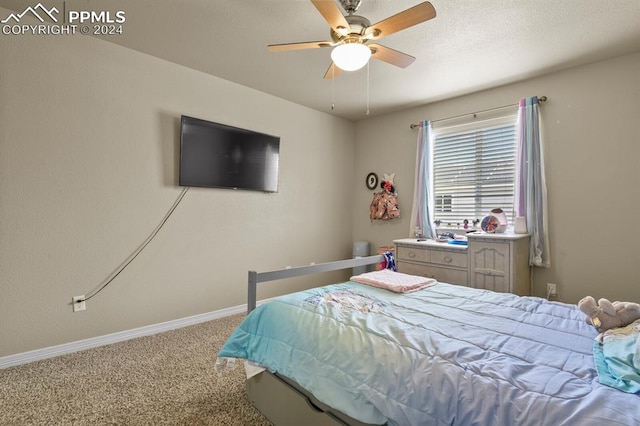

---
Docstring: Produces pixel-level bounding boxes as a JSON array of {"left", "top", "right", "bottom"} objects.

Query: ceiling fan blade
[
  {"left": 311, "top": 0, "right": 350, "bottom": 34},
  {"left": 370, "top": 44, "right": 416, "bottom": 68},
  {"left": 268, "top": 40, "right": 334, "bottom": 52},
  {"left": 365, "top": 1, "right": 436, "bottom": 40},
  {"left": 323, "top": 62, "right": 342, "bottom": 79}
]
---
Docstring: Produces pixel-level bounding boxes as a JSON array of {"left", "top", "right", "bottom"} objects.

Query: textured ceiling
[{"left": 2, "top": 0, "right": 640, "bottom": 121}]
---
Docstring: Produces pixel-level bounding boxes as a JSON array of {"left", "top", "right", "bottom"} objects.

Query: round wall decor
[{"left": 366, "top": 172, "right": 378, "bottom": 190}]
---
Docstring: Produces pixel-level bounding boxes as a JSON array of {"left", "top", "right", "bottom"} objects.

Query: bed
[{"left": 218, "top": 255, "right": 640, "bottom": 425}]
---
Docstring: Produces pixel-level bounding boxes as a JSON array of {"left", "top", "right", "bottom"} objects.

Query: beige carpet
[{"left": 0, "top": 313, "right": 272, "bottom": 425}]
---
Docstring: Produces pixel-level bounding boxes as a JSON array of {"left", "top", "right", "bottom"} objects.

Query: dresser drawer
[
  {"left": 431, "top": 267, "right": 468, "bottom": 286},
  {"left": 398, "top": 262, "right": 468, "bottom": 286},
  {"left": 397, "top": 261, "right": 431, "bottom": 277},
  {"left": 430, "top": 250, "right": 467, "bottom": 268},
  {"left": 396, "top": 245, "right": 429, "bottom": 263}
]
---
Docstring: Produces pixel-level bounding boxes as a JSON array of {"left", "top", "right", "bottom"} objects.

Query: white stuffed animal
[{"left": 578, "top": 296, "right": 640, "bottom": 333}]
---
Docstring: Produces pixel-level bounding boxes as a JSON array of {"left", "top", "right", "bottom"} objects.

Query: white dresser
[{"left": 394, "top": 233, "right": 531, "bottom": 295}]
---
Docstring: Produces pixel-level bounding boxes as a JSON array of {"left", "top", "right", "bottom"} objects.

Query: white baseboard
[{"left": 0, "top": 304, "right": 247, "bottom": 370}]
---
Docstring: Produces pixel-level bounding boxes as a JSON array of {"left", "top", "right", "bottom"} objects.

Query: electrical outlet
[
  {"left": 547, "top": 283, "right": 557, "bottom": 296},
  {"left": 73, "top": 295, "right": 86, "bottom": 312}
]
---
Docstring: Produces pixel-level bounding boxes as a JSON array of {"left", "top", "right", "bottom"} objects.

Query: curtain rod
[{"left": 409, "top": 96, "right": 547, "bottom": 129}]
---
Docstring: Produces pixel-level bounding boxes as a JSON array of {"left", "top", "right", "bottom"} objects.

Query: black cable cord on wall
[{"left": 82, "top": 187, "right": 190, "bottom": 302}]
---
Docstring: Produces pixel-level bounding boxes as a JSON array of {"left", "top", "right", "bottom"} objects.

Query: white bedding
[{"left": 350, "top": 269, "right": 436, "bottom": 293}]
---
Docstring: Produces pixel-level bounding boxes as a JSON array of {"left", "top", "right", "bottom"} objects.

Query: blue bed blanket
[
  {"left": 218, "top": 282, "right": 640, "bottom": 425},
  {"left": 593, "top": 319, "right": 640, "bottom": 394}
]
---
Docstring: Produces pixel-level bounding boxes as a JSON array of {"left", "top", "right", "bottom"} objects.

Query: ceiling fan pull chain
[
  {"left": 366, "top": 61, "right": 370, "bottom": 115},
  {"left": 332, "top": 64, "right": 335, "bottom": 110}
]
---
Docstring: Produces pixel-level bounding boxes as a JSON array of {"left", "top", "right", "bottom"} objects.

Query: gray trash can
[{"left": 352, "top": 241, "right": 371, "bottom": 276}]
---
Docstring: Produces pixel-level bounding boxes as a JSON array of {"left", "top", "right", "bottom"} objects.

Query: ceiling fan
[{"left": 268, "top": 0, "right": 436, "bottom": 79}]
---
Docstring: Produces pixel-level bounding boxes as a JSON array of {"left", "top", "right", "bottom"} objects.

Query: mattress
[{"left": 218, "top": 281, "right": 640, "bottom": 425}]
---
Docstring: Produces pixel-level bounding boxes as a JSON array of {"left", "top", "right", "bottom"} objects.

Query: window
[{"left": 432, "top": 115, "right": 517, "bottom": 226}]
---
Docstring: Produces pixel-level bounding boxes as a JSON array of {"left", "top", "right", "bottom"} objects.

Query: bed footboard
[{"left": 247, "top": 255, "right": 384, "bottom": 313}]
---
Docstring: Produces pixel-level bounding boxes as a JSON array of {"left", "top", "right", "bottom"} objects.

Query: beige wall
[
  {"left": 0, "top": 13, "right": 355, "bottom": 357},
  {"left": 352, "top": 52, "right": 640, "bottom": 304}
]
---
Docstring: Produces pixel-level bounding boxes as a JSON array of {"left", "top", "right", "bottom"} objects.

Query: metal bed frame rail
[{"left": 247, "top": 255, "right": 384, "bottom": 313}]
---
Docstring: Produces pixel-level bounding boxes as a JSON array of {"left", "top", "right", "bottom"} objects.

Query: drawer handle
[
  {"left": 408, "top": 251, "right": 416, "bottom": 258},
  {"left": 444, "top": 256, "right": 452, "bottom": 263}
]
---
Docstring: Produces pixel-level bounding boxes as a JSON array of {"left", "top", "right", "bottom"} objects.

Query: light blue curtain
[
  {"left": 515, "top": 96, "right": 550, "bottom": 267},
  {"left": 410, "top": 120, "right": 436, "bottom": 239}
]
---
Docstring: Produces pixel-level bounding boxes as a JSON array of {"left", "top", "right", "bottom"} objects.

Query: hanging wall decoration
[
  {"left": 369, "top": 173, "right": 400, "bottom": 221},
  {"left": 366, "top": 172, "right": 378, "bottom": 190}
]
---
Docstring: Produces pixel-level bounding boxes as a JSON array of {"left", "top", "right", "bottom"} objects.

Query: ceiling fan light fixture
[{"left": 331, "top": 43, "right": 371, "bottom": 71}]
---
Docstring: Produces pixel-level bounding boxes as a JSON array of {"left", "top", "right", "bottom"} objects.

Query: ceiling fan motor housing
[{"left": 330, "top": 14, "right": 371, "bottom": 42}]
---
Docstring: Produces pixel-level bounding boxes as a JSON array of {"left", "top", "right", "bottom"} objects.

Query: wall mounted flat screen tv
[{"left": 179, "top": 115, "right": 280, "bottom": 192}]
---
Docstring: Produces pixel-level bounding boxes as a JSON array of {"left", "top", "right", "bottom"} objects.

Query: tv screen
[{"left": 179, "top": 115, "right": 280, "bottom": 192}]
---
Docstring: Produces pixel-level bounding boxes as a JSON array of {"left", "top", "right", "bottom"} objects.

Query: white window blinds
[{"left": 432, "top": 115, "right": 517, "bottom": 226}]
